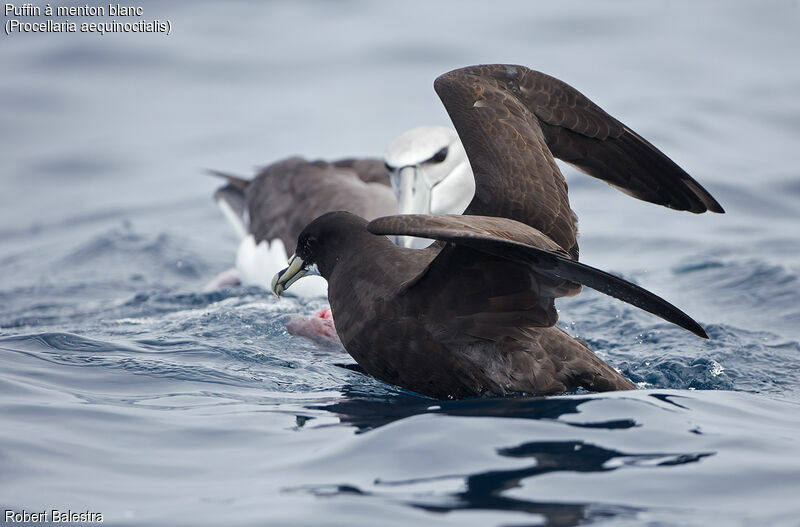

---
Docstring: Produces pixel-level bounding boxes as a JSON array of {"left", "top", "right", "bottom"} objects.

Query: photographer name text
[{"left": 4, "top": 509, "right": 103, "bottom": 523}]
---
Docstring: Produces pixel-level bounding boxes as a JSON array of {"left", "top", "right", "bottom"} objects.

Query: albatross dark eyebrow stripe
[{"left": 428, "top": 147, "right": 448, "bottom": 163}]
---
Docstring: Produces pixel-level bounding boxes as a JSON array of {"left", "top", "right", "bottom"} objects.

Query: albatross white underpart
[{"left": 384, "top": 126, "right": 475, "bottom": 249}]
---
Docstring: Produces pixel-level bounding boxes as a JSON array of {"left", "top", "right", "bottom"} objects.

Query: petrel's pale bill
[{"left": 271, "top": 254, "right": 319, "bottom": 297}]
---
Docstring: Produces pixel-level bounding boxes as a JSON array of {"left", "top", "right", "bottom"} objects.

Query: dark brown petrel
[{"left": 271, "top": 64, "right": 722, "bottom": 399}]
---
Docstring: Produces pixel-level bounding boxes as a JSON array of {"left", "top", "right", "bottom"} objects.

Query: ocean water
[{"left": 2, "top": 1, "right": 800, "bottom": 525}]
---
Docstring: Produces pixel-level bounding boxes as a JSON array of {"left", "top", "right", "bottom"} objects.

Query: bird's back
[{"left": 325, "top": 238, "right": 635, "bottom": 398}]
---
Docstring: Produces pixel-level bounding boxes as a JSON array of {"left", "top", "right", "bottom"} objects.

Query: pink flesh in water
[
  {"left": 287, "top": 309, "right": 341, "bottom": 346},
  {"left": 314, "top": 308, "right": 333, "bottom": 319}
]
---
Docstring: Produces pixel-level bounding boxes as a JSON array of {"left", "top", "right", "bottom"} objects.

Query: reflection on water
[
  {"left": 315, "top": 387, "right": 600, "bottom": 431},
  {"left": 407, "top": 439, "right": 708, "bottom": 526},
  {"left": 295, "top": 390, "right": 719, "bottom": 526}
]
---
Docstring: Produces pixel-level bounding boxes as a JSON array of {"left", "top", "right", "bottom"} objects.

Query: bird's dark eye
[{"left": 430, "top": 147, "right": 448, "bottom": 164}]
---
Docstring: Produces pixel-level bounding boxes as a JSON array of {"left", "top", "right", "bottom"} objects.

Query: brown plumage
[
  {"left": 272, "top": 64, "right": 721, "bottom": 399},
  {"left": 435, "top": 65, "right": 723, "bottom": 258},
  {"left": 210, "top": 156, "right": 396, "bottom": 254}
]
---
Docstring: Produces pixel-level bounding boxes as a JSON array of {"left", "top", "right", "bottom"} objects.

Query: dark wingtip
[
  {"left": 647, "top": 297, "right": 708, "bottom": 339},
  {"left": 686, "top": 320, "right": 709, "bottom": 339},
  {"left": 649, "top": 300, "right": 708, "bottom": 339},
  {"left": 681, "top": 176, "right": 725, "bottom": 214},
  {"left": 698, "top": 191, "right": 725, "bottom": 214},
  {"left": 680, "top": 191, "right": 724, "bottom": 215},
  {"left": 687, "top": 198, "right": 724, "bottom": 215}
]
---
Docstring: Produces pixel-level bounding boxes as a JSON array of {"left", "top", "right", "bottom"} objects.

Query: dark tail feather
[
  {"left": 213, "top": 184, "right": 247, "bottom": 220},
  {"left": 206, "top": 169, "right": 250, "bottom": 236},
  {"left": 205, "top": 169, "right": 250, "bottom": 189}
]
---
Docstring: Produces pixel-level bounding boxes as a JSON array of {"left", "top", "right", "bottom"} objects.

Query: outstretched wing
[
  {"left": 435, "top": 65, "right": 580, "bottom": 257},
  {"left": 369, "top": 214, "right": 708, "bottom": 339},
  {"left": 433, "top": 65, "right": 724, "bottom": 254},
  {"left": 519, "top": 69, "right": 723, "bottom": 213}
]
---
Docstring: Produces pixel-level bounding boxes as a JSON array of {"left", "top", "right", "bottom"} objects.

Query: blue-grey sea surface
[{"left": 2, "top": 1, "right": 800, "bottom": 526}]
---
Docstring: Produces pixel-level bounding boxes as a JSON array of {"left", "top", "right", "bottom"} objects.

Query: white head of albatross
[{"left": 384, "top": 126, "right": 475, "bottom": 248}]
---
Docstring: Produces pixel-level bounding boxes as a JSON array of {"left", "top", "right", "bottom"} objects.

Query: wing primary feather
[
  {"left": 459, "top": 240, "right": 709, "bottom": 339},
  {"left": 540, "top": 254, "right": 708, "bottom": 339},
  {"left": 434, "top": 65, "right": 724, "bottom": 218},
  {"left": 369, "top": 214, "right": 708, "bottom": 339}
]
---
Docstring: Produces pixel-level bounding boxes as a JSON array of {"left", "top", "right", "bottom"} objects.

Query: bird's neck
[
  {"left": 431, "top": 160, "right": 475, "bottom": 215},
  {"left": 325, "top": 234, "right": 405, "bottom": 292},
  {"left": 325, "top": 235, "right": 436, "bottom": 339}
]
